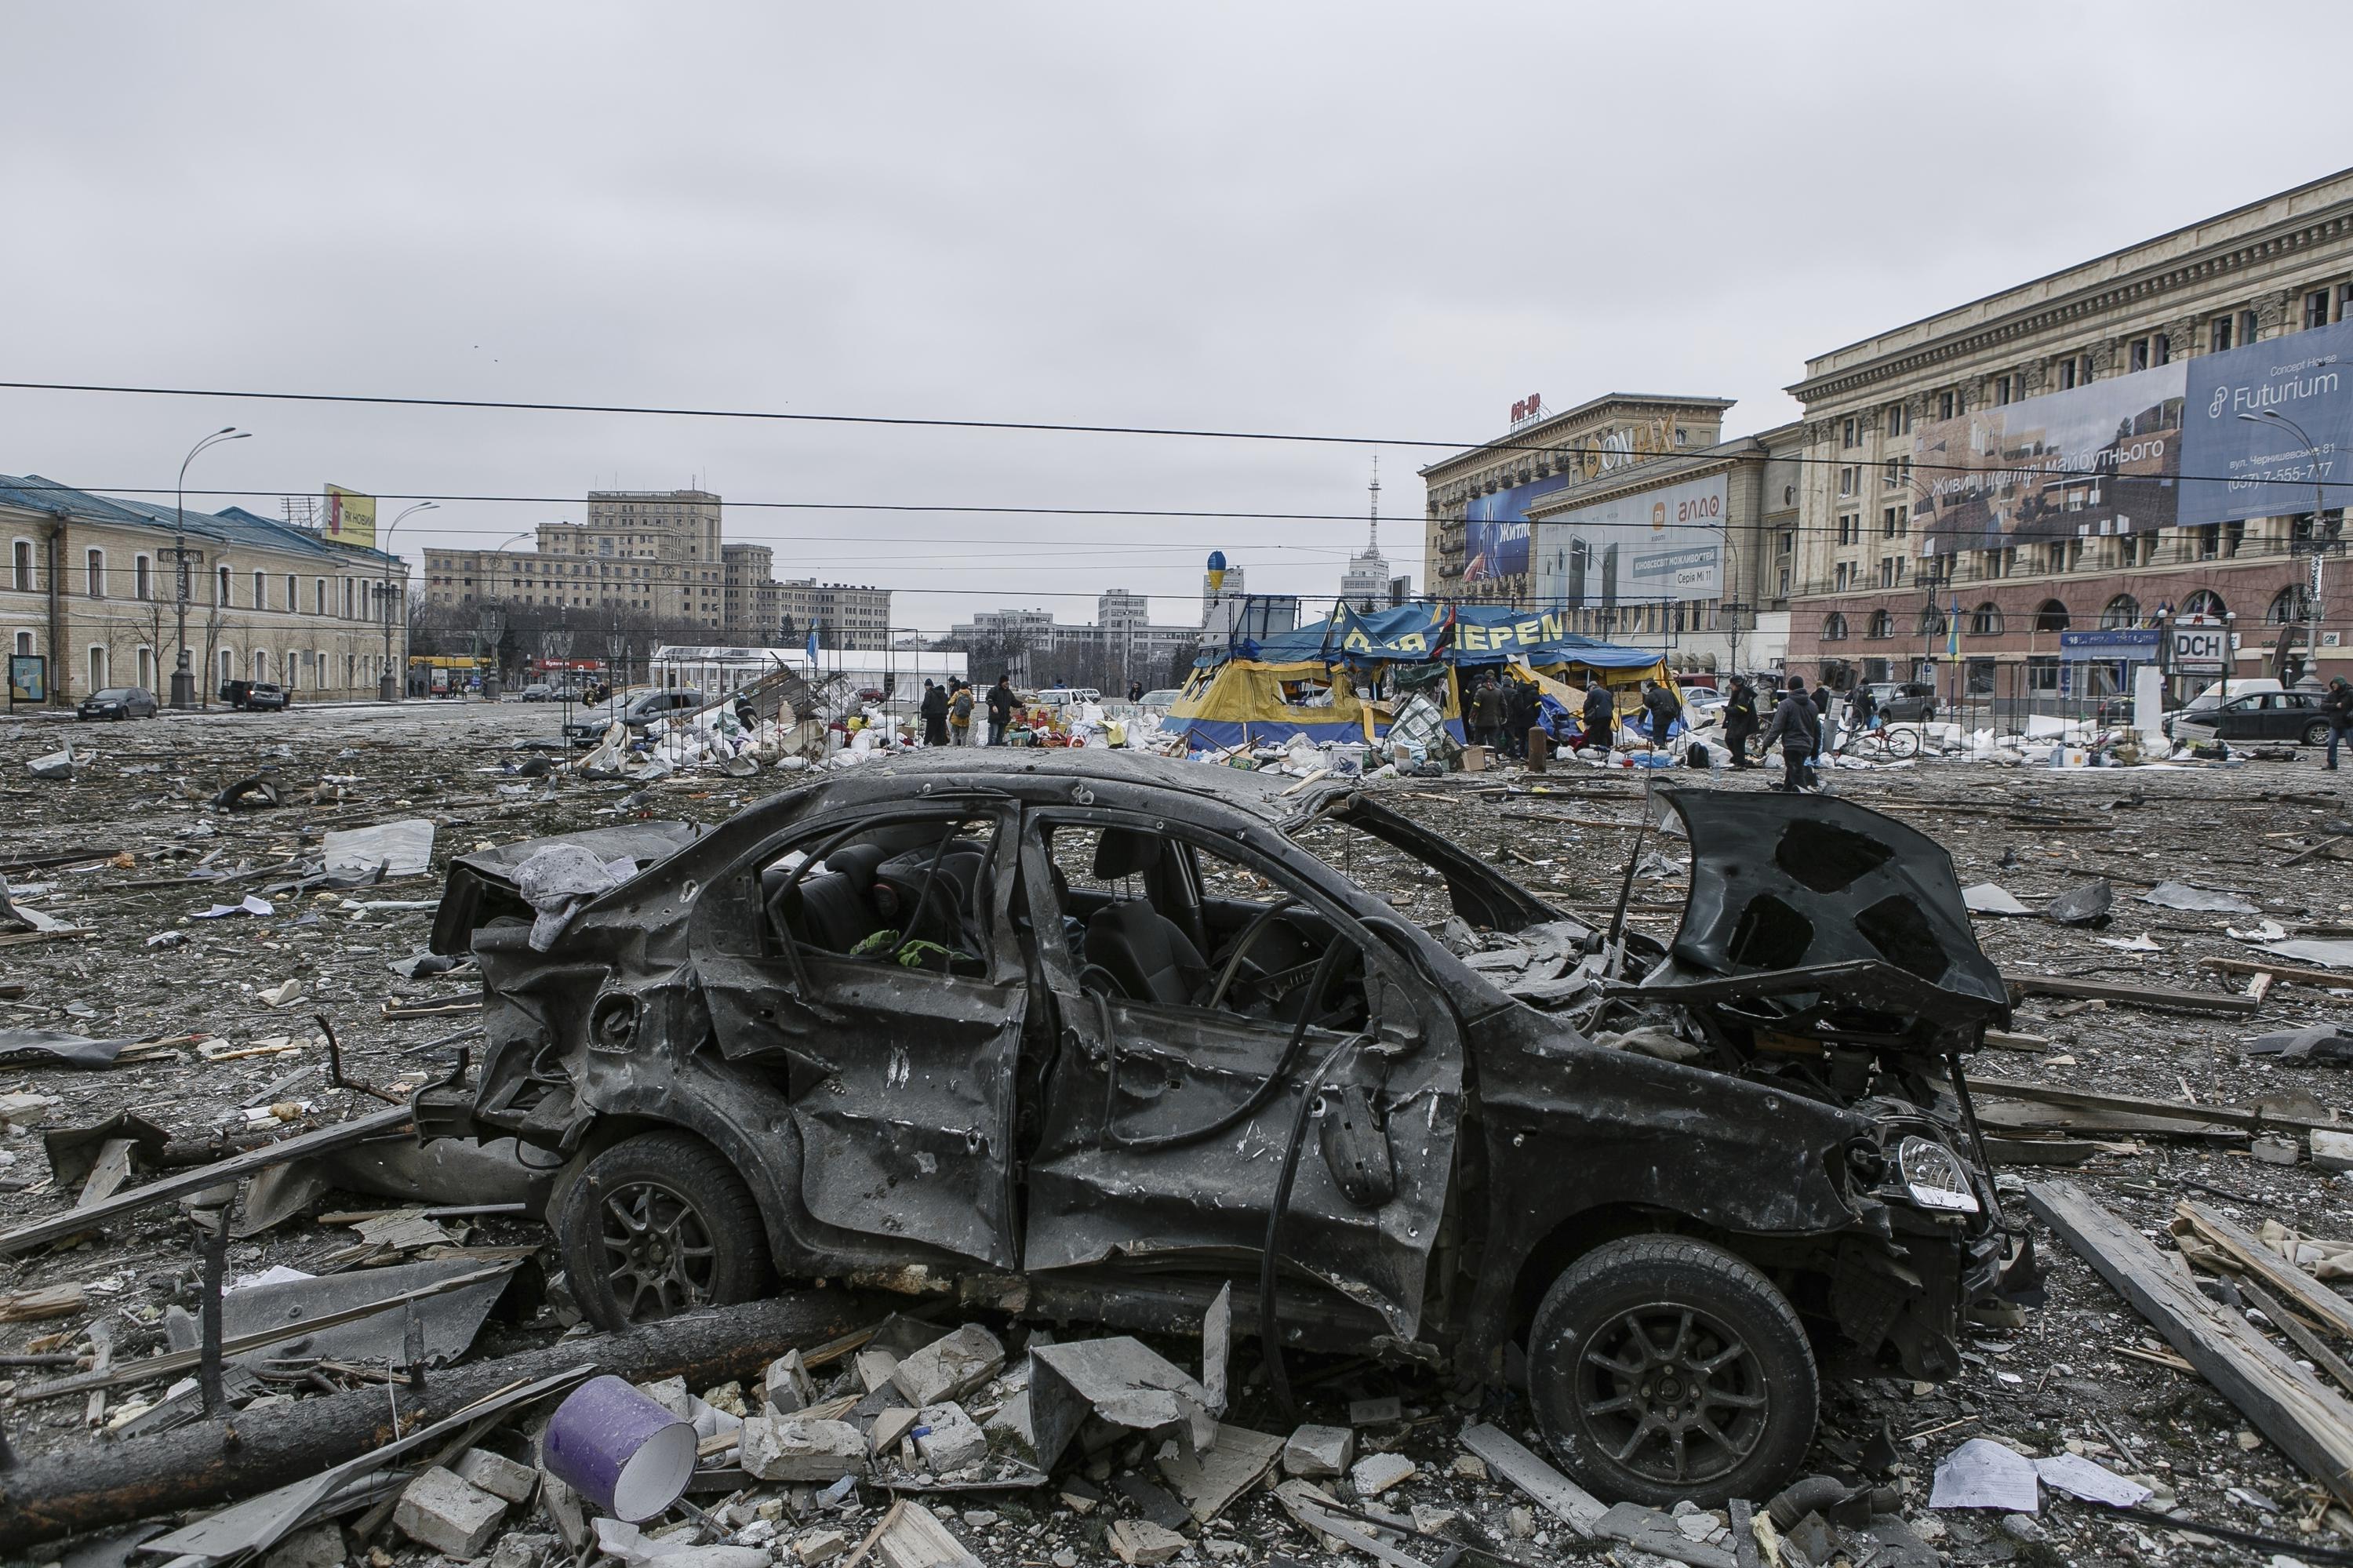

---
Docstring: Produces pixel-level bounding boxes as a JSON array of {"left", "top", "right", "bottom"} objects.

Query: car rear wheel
[
  {"left": 1527, "top": 1235, "right": 1817, "bottom": 1508},
  {"left": 2304, "top": 721, "right": 2332, "bottom": 748},
  {"left": 557, "top": 1130, "right": 773, "bottom": 1330}
]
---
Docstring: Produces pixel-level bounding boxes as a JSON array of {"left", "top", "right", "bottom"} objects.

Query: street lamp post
[
  {"left": 169, "top": 427, "right": 249, "bottom": 709},
  {"left": 377, "top": 501, "right": 437, "bottom": 701},
  {"left": 2238, "top": 409, "right": 2333, "bottom": 688},
  {"left": 479, "top": 529, "right": 531, "bottom": 700}
]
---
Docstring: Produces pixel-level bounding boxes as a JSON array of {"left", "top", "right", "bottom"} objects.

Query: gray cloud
[{"left": 3, "top": 0, "right": 2344, "bottom": 630}]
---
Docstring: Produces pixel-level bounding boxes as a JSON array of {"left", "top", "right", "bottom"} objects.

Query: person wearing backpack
[
  {"left": 1758, "top": 681, "right": 1820, "bottom": 792},
  {"left": 949, "top": 680, "right": 975, "bottom": 746}
]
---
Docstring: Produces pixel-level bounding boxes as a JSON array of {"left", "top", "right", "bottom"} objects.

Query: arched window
[
  {"left": 216, "top": 647, "right": 233, "bottom": 686},
  {"left": 1920, "top": 604, "right": 1948, "bottom": 637},
  {"left": 2269, "top": 585, "right": 2312, "bottom": 624},
  {"left": 2100, "top": 594, "right": 2140, "bottom": 628},
  {"left": 253, "top": 569, "right": 267, "bottom": 609},
  {"left": 2181, "top": 589, "right": 2226, "bottom": 619},
  {"left": 1822, "top": 612, "right": 1849, "bottom": 642},
  {"left": 85, "top": 549, "right": 104, "bottom": 598},
  {"left": 1867, "top": 609, "right": 1896, "bottom": 638},
  {"left": 2034, "top": 598, "right": 2071, "bottom": 632},
  {"left": 253, "top": 649, "right": 268, "bottom": 681},
  {"left": 1971, "top": 602, "right": 2006, "bottom": 635},
  {"left": 217, "top": 565, "right": 232, "bottom": 606},
  {"left": 136, "top": 555, "right": 152, "bottom": 600}
]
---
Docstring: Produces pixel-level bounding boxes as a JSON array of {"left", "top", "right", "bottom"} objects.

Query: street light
[
  {"left": 2238, "top": 409, "right": 2333, "bottom": 688},
  {"left": 377, "top": 501, "right": 437, "bottom": 701},
  {"left": 478, "top": 530, "right": 532, "bottom": 700},
  {"left": 169, "top": 427, "right": 249, "bottom": 709}
]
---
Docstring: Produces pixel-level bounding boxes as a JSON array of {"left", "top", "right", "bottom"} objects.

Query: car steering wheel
[{"left": 1202, "top": 895, "right": 1300, "bottom": 1010}]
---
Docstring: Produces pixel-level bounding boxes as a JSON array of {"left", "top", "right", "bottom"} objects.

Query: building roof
[
  {"left": 1417, "top": 392, "right": 1739, "bottom": 478},
  {"left": 0, "top": 475, "right": 399, "bottom": 569}
]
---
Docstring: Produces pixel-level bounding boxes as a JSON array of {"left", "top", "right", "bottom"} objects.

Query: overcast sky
[{"left": 5, "top": 2, "right": 2348, "bottom": 634}]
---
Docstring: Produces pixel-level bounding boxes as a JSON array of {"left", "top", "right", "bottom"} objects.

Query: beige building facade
[
  {"left": 3, "top": 475, "right": 405, "bottom": 705},
  {"left": 1784, "top": 168, "right": 2353, "bottom": 697},
  {"left": 424, "top": 489, "right": 729, "bottom": 631}
]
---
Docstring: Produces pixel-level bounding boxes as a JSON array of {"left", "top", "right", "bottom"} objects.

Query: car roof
[{"left": 790, "top": 748, "right": 1349, "bottom": 826}]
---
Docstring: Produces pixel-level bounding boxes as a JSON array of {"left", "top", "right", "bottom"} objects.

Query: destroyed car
[
  {"left": 562, "top": 687, "right": 705, "bottom": 745},
  {"left": 417, "top": 753, "right": 2028, "bottom": 1506}
]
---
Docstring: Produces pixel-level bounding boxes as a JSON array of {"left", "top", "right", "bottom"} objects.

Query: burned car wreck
[{"left": 416, "top": 753, "right": 2031, "bottom": 1506}]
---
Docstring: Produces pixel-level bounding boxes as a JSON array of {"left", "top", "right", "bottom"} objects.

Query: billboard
[
  {"left": 2180, "top": 318, "right": 2353, "bottom": 527},
  {"left": 324, "top": 485, "right": 376, "bottom": 551},
  {"left": 1530, "top": 471, "right": 1727, "bottom": 607},
  {"left": 1913, "top": 366, "right": 2184, "bottom": 549},
  {"left": 1462, "top": 472, "right": 1566, "bottom": 582},
  {"left": 1915, "top": 317, "right": 2353, "bottom": 555}
]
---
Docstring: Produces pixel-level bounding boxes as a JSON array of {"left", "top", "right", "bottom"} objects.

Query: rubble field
[{"left": 6, "top": 700, "right": 2353, "bottom": 1568}]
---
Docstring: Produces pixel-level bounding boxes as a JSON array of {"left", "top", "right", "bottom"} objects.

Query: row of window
[
  {"left": 7, "top": 540, "right": 395, "bottom": 620},
  {"left": 1820, "top": 585, "right": 2295, "bottom": 642},
  {"left": 6, "top": 633, "right": 389, "bottom": 693},
  {"left": 1835, "top": 282, "right": 2353, "bottom": 448}
]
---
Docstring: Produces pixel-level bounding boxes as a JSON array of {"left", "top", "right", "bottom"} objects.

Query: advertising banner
[
  {"left": 1530, "top": 471, "right": 1727, "bottom": 606},
  {"left": 324, "top": 485, "right": 377, "bottom": 551},
  {"left": 2179, "top": 318, "right": 2353, "bottom": 528},
  {"left": 8, "top": 653, "right": 44, "bottom": 704},
  {"left": 2057, "top": 628, "right": 2161, "bottom": 661},
  {"left": 1462, "top": 472, "right": 1568, "bottom": 583},
  {"left": 1913, "top": 366, "right": 2184, "bottom": 549}
]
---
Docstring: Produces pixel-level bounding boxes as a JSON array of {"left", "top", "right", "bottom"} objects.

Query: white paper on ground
[
  {"left": 2262, "top": 940, "right": 2353, "bottom": 970},
  {"left": 1962, "top": 883, "right": 2031, "bottom": 916},
  {"left": 2142, "top": 881, "right": 2260, "bottom": 915},
  {"left": 195, "top": 895, "right": 275, "bottom": 919},
  {"left": 2033, "top": 1452, "right": 2151, "bottom": 1508},
  {"left": 1929, "top": 1438, "right": 2040, "bottom": 1512},
  {"left": 320, "top": 818, "right": 436, "bottom": 879}
]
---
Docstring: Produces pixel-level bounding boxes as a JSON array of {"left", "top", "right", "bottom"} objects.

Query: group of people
[
  {"left": 916, "top": 675, "right": 1024, "bottom": 747},
  {"left": 1464, "top": 670, "right": 1688, "bottom": 757},
  {"left": 1733, "top": 676, "right": 1849, "bottom": 792}
]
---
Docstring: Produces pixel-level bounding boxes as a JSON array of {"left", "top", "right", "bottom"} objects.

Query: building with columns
[
  {"left": 3, "top": 474, "right": 405, "bottom": 705},
  {"left": 1784, "top": 168, "right": 2353, "bottom": 703}
]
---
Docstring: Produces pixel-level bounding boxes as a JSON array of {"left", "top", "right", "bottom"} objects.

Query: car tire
[
  {"left": 2304, "top": 721, "right": 2332, "bottom": 748},
  {"left": 1526, "top": 1235, "right": 1817, "bottom": 1508},
  {"left": 556, "top": 1130, "right": 773, "bottom": 1330}
]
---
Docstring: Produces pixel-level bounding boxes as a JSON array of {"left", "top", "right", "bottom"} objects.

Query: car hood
[
  {"left": 429, "top": 821, "right": 704, "bottom": 955},
  {"left": 1631, "top": 789, "right": 2009, "bottom": 1053}
]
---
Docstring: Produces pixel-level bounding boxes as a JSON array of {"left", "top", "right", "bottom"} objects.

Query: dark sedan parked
[
  {"left": 2173, "top": 689, "right": 2332, "bottom": 746},
  {"left": 562, "top": 688, "right": 704, "bottom": 745},
  {"left": 219, "top": 680, "right": 293, "bottom": 711},
  {"left": 418, "top": 752, "right": 2030, "bottom": 1507},
  {"left": 76, "top": 686, "right": 157, "bottom": 721}
]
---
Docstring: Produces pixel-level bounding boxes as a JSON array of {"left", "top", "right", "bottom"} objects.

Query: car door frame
[
  {"left": 1013, "top": 799, "right": 1466, "bottom": 1344},
  {"left": 689, "top": 796, "right": 1032, "bottom": 1271}
]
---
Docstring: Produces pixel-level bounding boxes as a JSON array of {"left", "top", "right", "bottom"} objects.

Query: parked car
[
  {"left": 417, "top": 754, "right": 2026, "bottom": 1507},
  {"left": 76, "top": 686, "right": 158, "bottom": 721},
  {"left": 2093, "top": 690, "right": 2180, "bottom": 726},
  {"left": 1862, "top": 681, "right": 1938, "bottom": 722},
  {"left": 2169, "top": 687, "right": 2333, "bottom": 745},
  {"left": 1136, "top": 688, "right": 1183, "bottom": 715},
  {"left": 218, "top": 680, "right": 292, "bottom": 711},
  {"left": 519, "top": 683, "right": 556, "bottom": 702},
  {"left": 1031, "top": 686, "right": 1103, "bottom": 711},
  {"left": 562, "top": 687, "right": 705, "bottom": 745}
]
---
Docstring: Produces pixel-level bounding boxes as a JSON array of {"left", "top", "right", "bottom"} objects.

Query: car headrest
[
  {"left": 1093, "top": 828, "right": 1159, "bottom": 882},
  {"left": 827, "top": 842, "right": 889, "bottom": 898}
]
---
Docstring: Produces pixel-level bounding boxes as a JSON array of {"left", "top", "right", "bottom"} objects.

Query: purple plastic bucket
[{"left": 541, "top": 1375, "right": 696, "bottom": 1522}]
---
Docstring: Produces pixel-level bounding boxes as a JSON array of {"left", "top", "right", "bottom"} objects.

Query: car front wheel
[
  {"left": 2304, "top": 721, "right": 2332, "bottom": 748},
  {"left": 556, "top": 1130, "right": 773, "bottom": 1330},
  {"left": 1526, "top": 1235, "right": 1817, "bottom": 1508}
]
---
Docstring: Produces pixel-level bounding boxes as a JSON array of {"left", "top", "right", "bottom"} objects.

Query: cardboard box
[{"left": 1460, "top": 745, "right": 1489, "bottom": 774}]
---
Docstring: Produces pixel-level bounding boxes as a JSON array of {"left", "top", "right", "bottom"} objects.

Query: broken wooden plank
[
  {"left": 0, "top": 1103, "right": 413, "bottom": 1256},
  {"left": 73, "top": 1138, "right": 136, "bottom": 1210},
  {"left": 2027, "top": 1178, "right": 2353, "bottom": 1508},
  {"left": 1973, "top": 1098, "right": 2243, "bottom": 1140},
  {"left": 2002, "top": 972, "right": 2259, "bottom": 1015},
  {"left": 2238, "top": 1278, "right": 2353, "bottom": 1402},
  {"left": 2175, "top": 1201, "right": 2353, "bottom": 1347},
  {"left": 0, "top": 1282, "right": 85, "bottom": 1324},
  {"left": 1969, "top": 1077, "right": 2334, "bottom": 1135},
  {"left": 1981, "top": 1136, "right": 2099, "bottom": 1167},
  {"left": 1273, "top": 1481, "right": 1432, "bottom": 1568},
  {"left": 1457, "top": 1421, "right": 1606, "bottom": 1536},
  {"left": 2201, "top": 956, "right": 2353, "bottom": 991}
]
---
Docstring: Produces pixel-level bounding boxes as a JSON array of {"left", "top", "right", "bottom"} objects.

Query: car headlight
[{"left": 1897, "top": 1135, "right": 1980, "bottom": 1214}]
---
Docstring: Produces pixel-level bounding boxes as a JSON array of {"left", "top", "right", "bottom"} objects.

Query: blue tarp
[{"left": 1231, "top": 602, "right": 1663, "bottom": 671}]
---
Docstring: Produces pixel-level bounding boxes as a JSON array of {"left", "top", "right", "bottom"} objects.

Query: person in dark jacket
[
  {"left": 1578, "top": 678, "right": 1617, "bottom": 752},
  {"left": 1468, "top": 675, "right": 1510, "bottom": 751},
  {"left": 985, "top": 675, "right": 1016, "bottom": 746},
  {"left": 2326, "top": 675, "right": 2353, "bottom": 770},
  {"left": 1639, "top": 679, "right": 1681, "bottom": 752},
  {"left": 1758, "top": 683, "right": 1820, "bottom": 792},
  {"left": 1722, "top": 677, "right": 1759, "bottom": 768},
  {"left": 1127, "top": 680, "right": 1144, "bottom": 704},
  {"left": 1503, "top": 676, "right": 1540, "bottom": 759},
  {"left": 919, "top": 679, "right": 950, "bottom": 746},
  {"left": 1849, "top": 683, "right": 1879, "bottom": 734}
]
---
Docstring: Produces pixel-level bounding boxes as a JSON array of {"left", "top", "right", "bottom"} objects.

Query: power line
[{"left": 3, "top": 377, "right": 2348, "bottom": 493}]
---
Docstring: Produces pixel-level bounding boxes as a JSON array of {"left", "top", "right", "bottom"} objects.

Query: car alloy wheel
[
  {"left": 2305, "top": 721, "right": 2332, "bottom": 748},
  {"left": 599, "top": 1177, "right": 719, "bottom": 1319},
  {"left": 1569, "top": 1301, "right": 1767, "bottom": 1490}
]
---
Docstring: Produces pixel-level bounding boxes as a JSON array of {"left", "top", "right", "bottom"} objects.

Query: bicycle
[{"left": 1841, "top": 722, "right": 1920, "bottom": 761}]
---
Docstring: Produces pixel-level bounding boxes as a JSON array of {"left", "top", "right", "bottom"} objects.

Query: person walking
[
  {"left": 985, "top": 675, "right": 1016, "bottom": 747},
  {"left": 1640, "top": 678, "right": 1682, "bottom": 753},
  {"left": 919, "top": 678, "right": 950, "bottom": 747},
  {"left": 1469, "top": 674, "right": 1509, "bottom": 752},
  {"left": 1578, "top": 677, "right": 1617, "bottom": 754},
  {"left": 1723, "top": 677, "right": 1758, "bottom": 769},
  {"left": 2326, "top": 675, "right": 2353, "bottom": 770},
  {"left": 949, "top": 679, "right": 975, "bottom": 746},
  {"left": 1849, "top": 682, "right": 1879, "bottom": 736},
  {"left": 1127, "top": 679, "right": 1144, "bottom": 704},
  {"left": 1758, "top": 681, "right": 1820, "bottom": 793},
  {"left": 1504, "top": 675, "right": 1540, "bottom": 761}
]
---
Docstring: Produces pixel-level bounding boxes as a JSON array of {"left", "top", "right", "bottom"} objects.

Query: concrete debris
[
  {"left": 889, "top": 1323, "right": 1003, "bottom": 1407},
  {"left": 1282, "top": 1422, "right": 1355, "bottom": 1478},
  {"left": 452, "top": 1446, "right": 538, "bottom": 1503},
  {"left": 393, "top": 1465, "right": 508, "bottom": 1558},
  {"left": 911, "top": 1402, "right": 987, "bottom": 1473},
  {"left": 1350, "top": 1449, "right": 1418, "bottom": 1497},
  {"left": 740, "top": 1416, "right": 867, "bottom": 1483}
]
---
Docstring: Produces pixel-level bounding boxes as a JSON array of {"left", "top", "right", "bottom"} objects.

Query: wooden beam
[
  {"left": 2027, "top": 1179, "right": 2353, "bottom": 1508},
  {"left": 2201, "top": 956, "right": 2353, "bottom": 991},
  {"left": 2003, "top": 972, "right": 2259, "bottom": 1015},
  {"left": 1969, "top": 1077, "right": 2335, "bottom": 1135},
  {"left": 2175, "top": 1202, "right": 2353, "bottom": 1347}
]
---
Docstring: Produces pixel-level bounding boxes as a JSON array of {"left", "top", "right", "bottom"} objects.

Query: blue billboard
[
  {"left": 1462, "top": 471, "right": 1572, "bottom": 583},
  {"left": 2179, "top": 317, "right": 2353, "bottom": 528}
]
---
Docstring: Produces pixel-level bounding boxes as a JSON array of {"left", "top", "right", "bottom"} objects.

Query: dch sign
[{"left": 2170, "top": 623, "right": 2230, "bottom": 675}]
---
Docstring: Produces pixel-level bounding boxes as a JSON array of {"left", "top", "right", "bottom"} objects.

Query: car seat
[{"left": 1084, "top": 900, "right": 1209, "bottom": 1006}]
